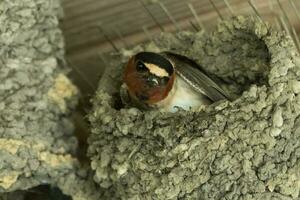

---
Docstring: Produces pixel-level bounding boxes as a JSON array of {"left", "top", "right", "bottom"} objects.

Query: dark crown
[{"left": 135, "top": 52, "right": 174, "bottom": 76}]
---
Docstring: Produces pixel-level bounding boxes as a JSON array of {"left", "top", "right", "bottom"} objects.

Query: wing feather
[{"left": 162, "top": 52, "right": 231, "bottom": 102}]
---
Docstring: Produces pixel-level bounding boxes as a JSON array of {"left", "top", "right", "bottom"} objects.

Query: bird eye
[
  {"left": 161, "top": 77, "right": 170, "bottom": 85},
  {"left": 136, "top": 61, "right": 148, "bottom": 72}
]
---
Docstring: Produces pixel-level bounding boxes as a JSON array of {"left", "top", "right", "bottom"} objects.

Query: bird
[{"left": 123, "top": 51, "right": 231, "bottom": 112}]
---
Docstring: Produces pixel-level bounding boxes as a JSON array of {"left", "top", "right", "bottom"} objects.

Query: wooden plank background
[{"left": 61, "top": 0, "right": 300, "bottom": 96}]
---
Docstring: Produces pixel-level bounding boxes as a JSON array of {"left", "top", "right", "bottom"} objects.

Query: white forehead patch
[{"left": 145, "top": 63, "right": 169, "bottom": 77}]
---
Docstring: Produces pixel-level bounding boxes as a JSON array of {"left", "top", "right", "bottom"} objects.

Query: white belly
[{"left": 157, "top": 76, "right": 211, "bottom": 112}]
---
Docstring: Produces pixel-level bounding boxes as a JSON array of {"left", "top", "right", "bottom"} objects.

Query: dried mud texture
[
  {"left": 0, "top": 0, "right": 102, "bottom": 199},
  {"left": 89, "top": 16, "right": 300, "bottom": 200}
]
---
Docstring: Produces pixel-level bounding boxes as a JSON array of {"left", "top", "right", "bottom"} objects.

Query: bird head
[{"left": 123, "top": 52, "right": 175, "bottom": 105}]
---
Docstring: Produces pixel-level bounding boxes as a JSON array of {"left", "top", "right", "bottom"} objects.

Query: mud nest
[{"left": 88, "top": 16, "right": 300, "bottom": 199}]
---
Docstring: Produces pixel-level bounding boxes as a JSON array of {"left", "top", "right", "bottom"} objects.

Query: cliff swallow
[{"left": 123, "top": 51, "right": 231, "bottom": 112}]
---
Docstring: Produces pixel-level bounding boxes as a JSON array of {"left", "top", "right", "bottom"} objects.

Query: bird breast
[{"left": 156, "top": 75, "right": 211, "bottom": 112}]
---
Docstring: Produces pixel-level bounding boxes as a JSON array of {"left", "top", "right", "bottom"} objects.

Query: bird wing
[{"left": 162, "top": 52, "right": 231, "bottom": 102}]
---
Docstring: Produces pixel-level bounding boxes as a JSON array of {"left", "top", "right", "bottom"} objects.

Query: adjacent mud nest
[{"left": 0, "top": 0, "right": 102, "bottom": 199}]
